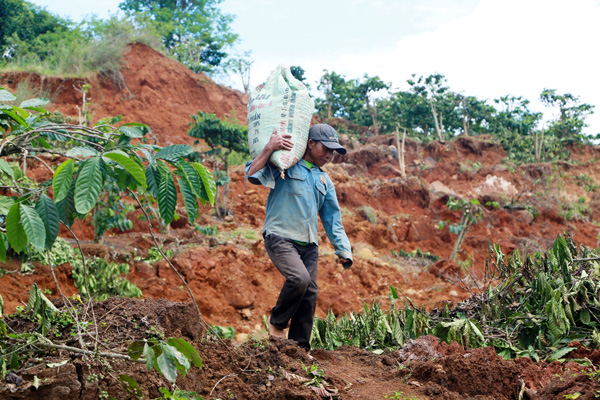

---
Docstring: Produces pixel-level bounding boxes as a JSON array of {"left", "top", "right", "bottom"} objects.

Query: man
[{"left": 245, "top": 123, "right": 353, "bottom": 350}]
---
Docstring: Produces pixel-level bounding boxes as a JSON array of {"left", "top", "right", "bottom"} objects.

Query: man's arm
[
  {"left": 246, "top": 129, "right": 294, "bottom": 177},
  {"left": 319, "top": 177, "right": 353, "bottom": 269}
]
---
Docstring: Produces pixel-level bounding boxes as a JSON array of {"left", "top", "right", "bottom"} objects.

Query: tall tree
[
  {"left": 119, "top": 0, "right": 238, "bottom": 73},
  {"left": 0, "top": 0, "right": 67, "bottom": 57},
  {"left": 407, "top": 73, "right": 452, "bottom": 141},
  {"left": 222, "top": 50, "right": 253, "bottom": 94},
  {"left": 350, "top": 74, "right": 390, "bottom": 135},
  {"left": 540, "top": 89, "right": 595, "bottom": 140},
  {"left": 315, "top": 70, "right": 349, "bottom": 119}
]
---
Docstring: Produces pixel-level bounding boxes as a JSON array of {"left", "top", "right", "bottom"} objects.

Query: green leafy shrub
[
  {"left": 356, "top": 205, "right": 377, "bottom": 224},
  {"left": 194, "top": 224, "right": 218, "bottom": 236},
  {"left": 560, "top": 196, "right": 590, "bottom": 221},
  {"left": 391, "top": 248, "right": 440, "bottom": 262},
  {"left": 312, "top": 234, "right": 600, "bottom": 361}
]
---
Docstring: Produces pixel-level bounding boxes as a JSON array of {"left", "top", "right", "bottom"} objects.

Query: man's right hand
[
  {"left": 247, "top": 129, "right": 294, "bottom": 177},
  {"left": 265, "top": 128, "right": 294, "bottom": 152}
]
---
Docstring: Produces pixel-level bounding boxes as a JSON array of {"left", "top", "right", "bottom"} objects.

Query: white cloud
[{"left": 245, "top": 0, "right": 600, "bottom": 135}]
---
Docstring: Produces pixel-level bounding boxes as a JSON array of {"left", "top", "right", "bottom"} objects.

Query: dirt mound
[
  {"left": 4, "top": 300, "right": 600, "bottom": 400},
  {"left": 1, "top": 43, "right": 248, "bottom": 146}
]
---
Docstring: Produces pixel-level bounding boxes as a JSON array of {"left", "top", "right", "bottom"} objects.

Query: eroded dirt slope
[{"left": 2, "top": 42, "right": 600, "bottom": 400}]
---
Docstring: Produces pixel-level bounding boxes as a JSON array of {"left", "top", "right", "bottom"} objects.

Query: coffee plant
[
  {"left": 0, "top": 86, "right": 215, "bottom": 258},
  {"left": 312, "top": 234, "right": 600, "bottom": 361}
]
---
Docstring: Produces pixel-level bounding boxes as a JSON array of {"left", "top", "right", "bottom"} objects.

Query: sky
[{"left": 27, "top": 0, "right": 600, "bottom": 136}]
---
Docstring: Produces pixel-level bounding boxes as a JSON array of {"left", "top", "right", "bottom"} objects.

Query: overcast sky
[{"left": 27, "top": 0, "right": 600, "bottom": 135}]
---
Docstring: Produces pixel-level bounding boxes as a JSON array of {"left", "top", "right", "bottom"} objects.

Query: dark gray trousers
[{"left": 264, "top": 233, "right": 319, "bottom": 350}]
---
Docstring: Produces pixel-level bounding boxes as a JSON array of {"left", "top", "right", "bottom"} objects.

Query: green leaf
[
  {"left": 35, "top": 194, "right": 60, "bottom": 250},
  {"left": 119, "top": 374, "right": 143, "bottom": 397},
  {"left": 66, "top": 146, "right": 99, "bottom": 158},
  {"left": 191, "top": 163, "right": 216, "bottom": 206},
  {"left": 0, "top": 159, "right": 15, "bottom": 178},
  {"left": 548, "top": 347, "right": 577, "bottom": 361},
  {"left": 177, "top": 178, "right": 198, "bottom": 225},
  {"left": 0, "top": 196, "right": 15, "bottom": 214},
  {"left": 6, "top": 203, "right": 27, "bottom": 253},
  {"left": 0, "top": 233, "right": 5, "bottom": 263},
  {"left": 127, "top": 341, "right": 144, "bottom": 361},
  {"left": 19, "top": 98, "right": 49, "bottom": 109},
  {"left": 162, "top": 342, "right": 190, "bottom": 378},
  {"left": 143, "top": 342, "right": 157, "bottom": 371},
  {"left": 46, "top": 360, "right": 68, "bottom": 368},
  {"left": 53, "top": 160, "right": 74, "bottom": 202},
  {"left": 158, "top": 171, "right": 177, "bottom": 225},
  {"left": 156, "top": 344, "right": 178, "bottom": 383},
  {"left": 32, "top": 375, "right": 40, "bottom": 390},
  {"left": 103, "top": 151, "right": 146, "bottom": 188},
  {"left": 75, "top": 157, "right": 105, "bottom": 214},
  {"left": 20, "top": 205, "right": 46, "bottom": 252},
  {"left": 167, "top": 337, "right": 202, "bottom": 368},
  {"left": 117, "top": 125, "right": 143, "bottom": 138},
  {"left": 56, "top": 177, "right": 78, "bottom": 227},
  {"left": 0, "top": 89, "right": 16, "bottom": 102},
  {"left": 155, "top": 144, "right": 193, "bottom": 162},
  {"left": 145, "top": 165, "right": 160, "bottom": 197},
  {"left": 2, "top": 109, "right": 28, "bottom": 126}
]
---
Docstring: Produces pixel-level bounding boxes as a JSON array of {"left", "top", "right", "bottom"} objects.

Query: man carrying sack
[{"left": 245, "top": 123, "right": 353, "bottom": 350}]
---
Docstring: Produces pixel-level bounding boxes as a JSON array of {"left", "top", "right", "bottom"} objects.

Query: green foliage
[
  {"left": 356, "top": 205, "right": 377, "bottom": 224},
  {"left": 391, "top": 248, "right": 440, "bottom": 262},
  {"left": 188, "top": 111, "right": 246, "bottom": 219},
  {"left": 438, "top": 197, "right": 483, "bottom": 260},
  {"left": 560, "top": 196, "right": 590, "bottom": 222},
  {"left": 312, "top": 234, "right": 600, "bottom": 362},
  {"left": 2, "top": 2, "right": 162, "bottom": 78},
  {"left": 573, "top": 173, "right": 599, "bottom": 192},
  {"left": 188, "top": 112, "right": 248, "bottom": 160},
  {"left": 118, "top": 0, "right": 238, "bottom": 73},
  {"left": 541, "top": 89, "right": 595, "bottom": 141},
  {"left": 194, "top": 224, "right": 218, "bottom": 236},
  {"left": 210, "top": 325, "right": 235, "bottom": 339},
  {"left": 71, "top": 256, "right": 143, "bottom": 301},
  {"left": 128, "top": 337, "right": 202, "bottom": 384},
  {"left": 0, "top": 87, "right": 216, "bottom": 252}
]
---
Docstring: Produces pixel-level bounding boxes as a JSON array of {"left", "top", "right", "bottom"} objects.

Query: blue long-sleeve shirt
[{"left": 245, "top": 159, "right": 353, "bottom": 266}]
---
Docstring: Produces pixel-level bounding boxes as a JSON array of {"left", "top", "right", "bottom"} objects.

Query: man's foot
[{"left": 269, "top": 323, "right": 286, "bottom": 338}]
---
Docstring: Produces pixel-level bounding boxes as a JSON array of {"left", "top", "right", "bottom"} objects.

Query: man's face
[{"left": 307, "top": 140, "right": 334, "bottom": 167}]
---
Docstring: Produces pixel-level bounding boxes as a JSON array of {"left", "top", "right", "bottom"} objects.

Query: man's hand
[
  {"left": 265, "top": 128, "right": 294, "bottom": 152},
  {"left": 247, "top": 129, "right": 294, "bottom": 177},
  {"left": 337, "top": 256, "right": 352, "bottom": 269}
]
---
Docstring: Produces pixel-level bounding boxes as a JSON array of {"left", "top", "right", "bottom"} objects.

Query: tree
[
  {"left": 315, "top": 70, "right": 349, "bottom": 119},
  {"left": 222, "top": 50, "right": 253, "bottom": 94},
  {"left": 407, "top": 73, "right": 459, "bottom": 141},
  {"left": 188, "top": 111, "right": 247, "bottom": 219},
  {"left": 383, "top": 90, "right": 434, "bottom": 138},
  {"left": 290, "top": 65, "right": 306, "bottom": 82},
  {"left": 455, "top": 94, "right": 494, "bottom": 137},
  {"left": 0, "top": 0, "right": 68, "bottom": 58},
  {"left": 540, "top": 89, "right": 595, "bottom": 141},
  {"left": 119, "top": 0, "right": 238, "bottom": 73},
  {"left": 350, "top": 74, "right": 390, "bottom": 135}
]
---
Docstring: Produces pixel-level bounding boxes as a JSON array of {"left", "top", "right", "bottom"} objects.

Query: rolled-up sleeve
[{"left": 245, "top": 161, "right": 276, "bottom": 189}]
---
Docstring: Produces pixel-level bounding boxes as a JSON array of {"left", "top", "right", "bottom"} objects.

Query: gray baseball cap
[{"left": 308, "top": 124, "right": 347, "bottom": 155}]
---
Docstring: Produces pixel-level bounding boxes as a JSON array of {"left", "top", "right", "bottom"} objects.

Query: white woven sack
[{"left": 247, "top": 64, "right": 315, "bottom": 170}]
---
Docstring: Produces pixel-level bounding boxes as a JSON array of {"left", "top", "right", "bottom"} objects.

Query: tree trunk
[
  {"left": 430, "top": 101, "right": 444, "bottom": 142},
  {"left": 396, "top": 125, "right": 407, "bottom": 179},
  {"left": 366, "top": 98, "right": 379, "bottom": 135}
]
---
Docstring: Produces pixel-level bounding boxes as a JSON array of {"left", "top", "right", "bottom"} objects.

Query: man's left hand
[{"left": 337, "top": 256, "right": 352, "bottom": 269}]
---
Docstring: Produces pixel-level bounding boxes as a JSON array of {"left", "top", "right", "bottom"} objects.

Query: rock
[{"left": 235, "top": 333, "right": 249, "bottom": 343}]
